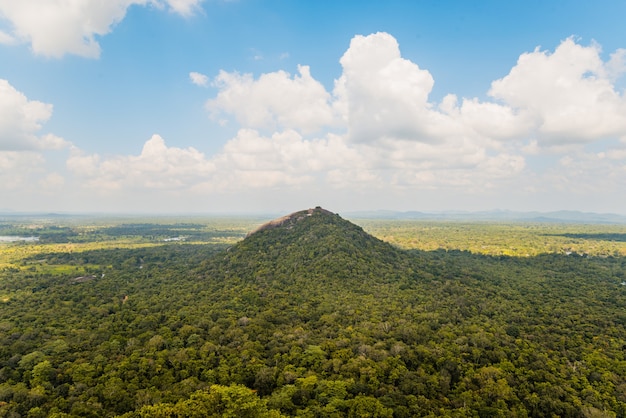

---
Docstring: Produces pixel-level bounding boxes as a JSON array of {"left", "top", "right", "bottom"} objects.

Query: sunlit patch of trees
[{"left": 359, "top": 220, "right": 626, "bottom": 257}]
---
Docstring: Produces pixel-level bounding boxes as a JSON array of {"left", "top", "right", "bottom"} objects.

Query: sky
[{"left": 1, "top": 0, "right": 626, "bottom": 215}]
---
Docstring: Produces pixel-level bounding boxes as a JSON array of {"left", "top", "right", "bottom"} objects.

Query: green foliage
[
  {"left": 1, "top": 210, "right": 626, "bottom": 416},
  {"left": 359, "top": 219, "right": 626, "bottom": 256},
  {"left": 122, "top": 384, "right": 285, "bottom": 417},
  {"left": 348, "top": 395, "right": 393, "bottom": 417}
]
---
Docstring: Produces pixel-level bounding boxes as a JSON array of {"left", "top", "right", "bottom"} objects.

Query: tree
[
  {"left": 122, "top": 384, "right": 286, "bottom": 418},
  {"left": 348, "top": 395, "right": 393, "bottom": 418}
]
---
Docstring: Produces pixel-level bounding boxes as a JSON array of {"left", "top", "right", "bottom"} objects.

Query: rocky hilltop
[{"left": 247, "top": 206, "right": 336, "bottom": 236}]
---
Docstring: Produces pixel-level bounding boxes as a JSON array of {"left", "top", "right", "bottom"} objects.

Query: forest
[{"left": 1, "top": 208, "right": 626, "bottom": 417}]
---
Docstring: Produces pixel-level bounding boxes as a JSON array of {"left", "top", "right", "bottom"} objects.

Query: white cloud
[
  {"left": 455, "top": 97, "right": 533, "bottom": 143},
  {"left": 39, "top": 172, "right": 65, "bottom": 190},
  {"left": 204, "top": 32, "right": 529, "bottom": 192},
  {"left": 0, "top": 151, "right": 45, "bottom": 191},
  {"left": 189, "top": 71, "right": 209, "bottom": 87},
  {"left": 0, "top": 80, "right": 69, "bottom": 207},
  {"left": 600, "top": 147, "right": 626, "bottom": 161},
  {"left": 211, "top": 129, "right": 365, "bottom": 189},
  {"left": 0, "top": 79, "right": 68, "bottom": 151},
  {"left": 10, "top": 32, "right": 623, "bottom": 213},
  {"left": 0, "top": 28, "right": 14, "bottom": 44},
  {"left": 0, "top": 0, "right": 204, "bottom": 58},
  {"left": 163, "top": 0, "right": 204, "bottom": 17},
  {"left": 334, "top": 32, "right": 439, "bottom": 144},
  {"left": 67, "top": 134, "right": 215, "bottom": 191},
  {"left": 207, "top": 65, "right": 336, "bottom": 134},
  {"left": 195, "top": 32, "right": 626, "bottom": 209},
  {"left": 64, "top": 125, "right": 528, "bottom": 203},
  {"left": 548, "top": 151, "right": 626, "bottom": 194},
  {"left": 332, "top": 33, "right": 626, "bottom": 151},
  {"left": 331, "top": 32, "right": 533, "bottom": 148},
  {"left": 67, "top": 130, "right": 363, "bottom": 193},
  {"left": 489, "top": 37, "right": 626, "bottom": 145},
  {"left": 606, "top": 48, "right": 626, "bottom": 81},
  {"left": 39, "top": 134, "right": 70, "bottom": 150},
  {"left": 0, "top": 0, "right": 138, "bottom": 58}
]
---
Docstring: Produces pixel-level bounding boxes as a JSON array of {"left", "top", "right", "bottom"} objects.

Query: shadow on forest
[
  {"left": 21, "top": 243, "right": 230, "bottom": 266},
  {"left": 543, "top": 233, "right": 626, "bottom": 242},
  {"left": 24, "top": 242, "right": 626, "bottom": 271}
]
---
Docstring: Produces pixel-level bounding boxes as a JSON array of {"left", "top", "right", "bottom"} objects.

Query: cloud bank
[{"left": 4, "top": 32, "right": 626, "bottom": 212}]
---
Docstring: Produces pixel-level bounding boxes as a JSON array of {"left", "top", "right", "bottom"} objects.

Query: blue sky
[{"left": 1, "top": 0, "right": 626, "bottom": 214}]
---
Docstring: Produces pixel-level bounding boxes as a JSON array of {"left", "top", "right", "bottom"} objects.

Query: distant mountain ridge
[
  {"left": 2, "top": 208, "right": 625, "bottom": 223},
  {"left": 344, "top": 209, "right": 626, "bottom": 223}
]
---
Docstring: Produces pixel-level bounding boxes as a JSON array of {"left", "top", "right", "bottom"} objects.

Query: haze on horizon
[{"left": 1, "top": 1, "right": 625, "bottom": 215}]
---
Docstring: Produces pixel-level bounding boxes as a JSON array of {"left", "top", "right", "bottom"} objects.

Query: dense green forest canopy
[{"left": 1, "top": 209, "right": 626, "bottom": 417}]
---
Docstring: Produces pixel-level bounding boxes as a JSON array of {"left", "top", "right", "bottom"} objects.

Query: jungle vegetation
[{"left": 1, "top": 208, "right": 626, "bottom": 417}]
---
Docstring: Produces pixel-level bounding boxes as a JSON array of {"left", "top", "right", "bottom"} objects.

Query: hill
[
  {"left": 208, "top": 206, "right": 408, "bottom": 288},
  {"left": 0, "top": 208, "right": 626, "bottom": 417}
]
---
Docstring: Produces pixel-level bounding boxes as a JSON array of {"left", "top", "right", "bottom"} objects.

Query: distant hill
[
  {"left": 345, "top": 209, "right": 626, "bottom": 223},
  {"left": 3, "top": 208, "right": 626, "bottom": 223}
]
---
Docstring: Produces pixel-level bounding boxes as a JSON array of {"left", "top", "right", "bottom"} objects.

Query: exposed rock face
[{"left": 247, "top": 206, "right": 335, "bottom": 236}]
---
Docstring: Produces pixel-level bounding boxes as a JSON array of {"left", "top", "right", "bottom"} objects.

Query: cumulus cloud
[
  {"left": 334, "top": 32, "right": 441, "bottom": 143},
  {"left": 189, "top": 71, "right": 209, "bottom": 87},
  {"left": 0, "top": 0, "right": 136, "bottom": 58},
  {"left": 606, "top": 48, "right": 626, "bottom": 81},
  {"left": 211, "top": 34, "right": 626, "bottom": 153},
  {"left": 187, "top": 31, "right": 626, "bottom": 210},
  {"left": 66, "top": 126, "right": 527, "bottom": 202},
  {"left": 331, "top": 32, "right": 531, "bottom": 154},
  {"left": 211, "top": 129, "right": 365, "bottom": 189},
  {"left": 205, "top": 32, "right": 532, "bottom": 150},
  {"left": 67, "top": 131, "right": 366, "bottom": 193},
  {"left": 0, "top": 151, "right": 45, "bottom": 191},
  {"left": 489, "top": 37, "right": 626, "bottom": 145},
  {"left": 40, "top": 32, "right": 626, "bottom": 212},
  {"left": 0, "top": 0, "right": 205, "bottom": 58},
  {"left": 0, "top": 79, "right": 68, "bottom": 151},
  {"left": 204, "top": 32, "right": 529, "bottom": 193},
  {"left": 162, "top": 0, "right": 204, "bottom": 17},
  {"left": 207, "top": 65, "right": 336, "bottom": 134},
  {"left": 453, "top": 97, "right": 534, "bottom": 143},
  {"left": 67, "top": 134, "right": 214, "bottom": 191}
]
